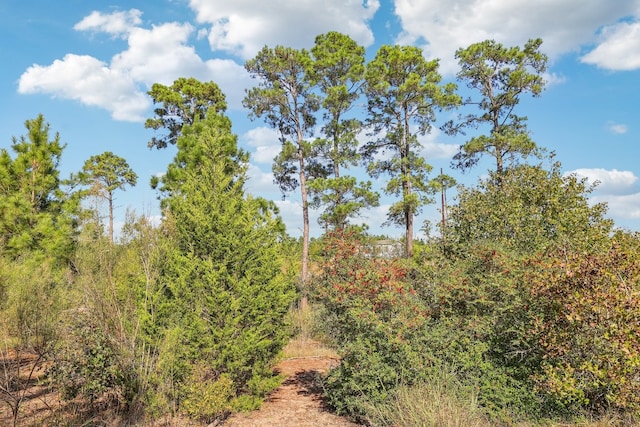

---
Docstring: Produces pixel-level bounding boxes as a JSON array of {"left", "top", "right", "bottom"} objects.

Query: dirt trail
[
  {"left": 1, "top": 344, "right": 362, "bottom": 426},
  {"left": 222, "top": 356, "right": 362, "bottom": 427}
]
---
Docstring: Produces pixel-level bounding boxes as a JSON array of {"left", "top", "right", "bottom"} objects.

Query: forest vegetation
[{"left": 1, "top": 33, "right": 639, "bottom": 426}]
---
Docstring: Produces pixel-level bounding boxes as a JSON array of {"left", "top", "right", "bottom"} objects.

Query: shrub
[
  {"left": 50, "top": 309, "right": 134, "bottom": 406},
  {"left": 312, "top": 231, "right": 431, "bottom": 418},
  {"left": 180, "top": 364, "right": 235, "bottom": 423},
  {"left": 525, "top": 232, "right": 640, "bottom": 414}
]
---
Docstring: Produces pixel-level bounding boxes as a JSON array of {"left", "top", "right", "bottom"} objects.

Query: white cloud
[
  {"left": 543, "top": 72, "right": 567, "bottom": 87},
  {"left": 188, "top": 0, "right": 379, "bottom": 59},
  {"left": 18, "top": 54, "right": 149, "bottom": 121},
  {"left": 18, "top": 9, "right": 252, "bottom": 121},
  {"left": 592, "top": 193, "right": 640, "bottom": 219},
  {"left": 416, "top": 128, "right": 459, "bottom": 160},
  {"left": 568, "top": 168, "right": 638, "bottom": 195},
  {"left": 393, "top": 0, "right": 640, "bottom": 74},
  {"left": 422, "top": 141, "right": 459, "bottom": 160},
  {"left": 245, "top": 164, "right": 278, "bottom": 196},
  {"left": 607, "top": 121, "right": 629, "bottom": 134},
  {"left": 243, "top": 127, "right": 281, "bottom": 164},
  {"left": 74, "top": 9, "right": 142, "bottom": 37},
  {"left": 581, "top": 20, "right": 640, "bottom": 70},
  {"left": 110, "top": 22, "right": 200, "bottom": 84}
]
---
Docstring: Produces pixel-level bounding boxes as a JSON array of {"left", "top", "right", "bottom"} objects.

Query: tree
[
  {"left": 363, "top": 44, "right": 460, "bottom": 257},
  {"left": 0, "top": 114, "right": 76, "bottom": 262},
  {"left": 153, "top": 111, "right": 295, "bottom": 420},
  {"left": 446, "top": 157, "right": 613, "bottom": 255},
  {"left": 78, "top": 152, "right": 137, "bottom": 244},
  {"left": 243, "top": 45, "right": 320, "bottom": 289},
  {"left": 151, "top": 112, "right": 247, "bottom": 203},
  {"left": 446, "top": 39, "right": 547, "bottom": 176},
  {"left": 145, "top": 77, "right": 227, "bottom": 149},
  {"left": 308, "top": 31, "right": 379, "bottom": 231}
]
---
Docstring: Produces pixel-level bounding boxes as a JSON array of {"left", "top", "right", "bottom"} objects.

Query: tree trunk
[
  {"left": 299, "top": 148, "right": 309, "bottom": 310},
  {"left": 108, "top": 192, "right": 114, "bottom": 244},
  {"left": 402, "top": 119, "right": 413, "bottom": 258}
]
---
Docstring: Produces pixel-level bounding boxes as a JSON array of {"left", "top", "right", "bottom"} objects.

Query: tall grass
[
  {"left": 281, "top": 303, "right": 338, "bottom": 359},
  {"left": 363, "top": 369, "right": 491, "bottom": 427}
]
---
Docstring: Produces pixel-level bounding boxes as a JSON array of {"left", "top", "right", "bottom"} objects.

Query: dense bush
[
  {"left": 50, "top": 310, "right": 135, "bottom": 406},
  {"left": 524, "top": 232, "right": 640, "bottom": 413},
  {"left": 314, "top": 159, "right": 640, "bottom": 424},
  {"left": 312, "top": 231, "right": 430, "bottom": 419}
]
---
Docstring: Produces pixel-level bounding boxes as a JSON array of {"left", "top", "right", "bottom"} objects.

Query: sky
[{"left": 1, "top": 0, "right": 640, "bottom": 239}]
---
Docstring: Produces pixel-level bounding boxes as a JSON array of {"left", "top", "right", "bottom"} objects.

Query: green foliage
[
  {"left": 47, "top": 218, "right": 161, "bottom": 413},
  {"left": 51, "top": 309, "right": 131, "bottom": 404},
  {"left": 363, "top": 44, "right": 461, "bottom": 256},
  {"left": 432, "top": 159, "right": 638, "bottom": 419},
  {"left": 145, "top": 77, "right": 227, "bottom": 149},
  {"left": 151, "top": 111, "right": 295, "bottom": 417},
  {"left": 417, "top": 246, "right": 545, "bottom": 421},
  {"left": 312, "top": 231, "right": 430, "bottom": 418},
  {"left": 447, "top": 159, "right": 613, "bottom": 255},
  {"left": 307, "top": 32, "right": 379, "bottom": 230},
  {"left": 78, "top": 151, "right": 138, "bottom": 196},
  {"left": 151, "top": 112, "right": 248, "bottom": 205},
  {"left": 244, "top": 46, "right": 320, "bottom": 284},
  {"left": 0, "top": 258, "right": 64, "bottom": 354},
  {"left": 524, "top": 232, "right": 640, "bottom": 414},
  {"left": 0, "top": 114, "right": 77, "bottom": 262},
  {"left": 446, "top": 38, "right": 548, "bottom": 174},
  {"left": 313, "top": 153, "right": 628, "bottom": 423},
  {"left": 76, "top": 151, "right": 137, "bottom": 243},
  {"left": 181, "top": 366, "right": 235, "bottom": 422},
  {"left": 307, "top": 176, "right": 379, "bottom": 230}
]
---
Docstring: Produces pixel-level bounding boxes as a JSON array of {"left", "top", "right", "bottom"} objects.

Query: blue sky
[{"left": 2, "top": 0, "right": 639, "bottom": 239}]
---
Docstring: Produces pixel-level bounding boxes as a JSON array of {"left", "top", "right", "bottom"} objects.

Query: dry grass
[
  {"left": 280, "top": 336, "right": 338, "bottom": 359},
  {"left": 281, "top": 302, "right": 339, "bottom": 359},
  {"left": 363, "top": 375, "right": 491, "bottom": 427}
]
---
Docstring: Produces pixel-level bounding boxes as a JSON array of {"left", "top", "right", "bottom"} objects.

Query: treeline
[
  {"left": 1, "top": 30, "right": 639, "bottom": 426},
  {"left": 0, "top": 112, "right": 294, "bottom": 425}
]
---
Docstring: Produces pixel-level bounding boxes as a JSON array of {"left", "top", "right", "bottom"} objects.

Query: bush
[
  {"left": 312, "top": 231, "right": 431, "bottom": 419},
  {"left": 525, "top": 232, "right": 640, "bottom": 414},
  {"left": 180, "top": 364, "right": 235, "bottom": 423},
  {"left": 50, "top": 309, "right": 135, "bottom": 406},
  {"left": 314, "top": 232, "right": 543, "bottom": 423}
]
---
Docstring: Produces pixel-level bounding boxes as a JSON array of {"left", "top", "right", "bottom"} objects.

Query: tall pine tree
[{"left": 0, "top": 114, "right": 76, "bottom": 262}]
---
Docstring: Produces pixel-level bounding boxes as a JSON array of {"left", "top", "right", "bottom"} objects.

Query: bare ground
[
  {"left": 1, "top": 343, "right": 362, "bottom": 427},
  {"left": 223, "top": 356, "right": 362, "bottom": 427}
]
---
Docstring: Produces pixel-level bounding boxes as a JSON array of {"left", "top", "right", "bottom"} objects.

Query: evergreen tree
[
  {"left": 77, "top": 151, "right": 137, "bottom": 243},
  {"left": 152, "top": 111, "right": 295, "bottom": 418},
  {"left": 244, "top": 45, "right": 320, "bottom": 291},
  {"left": 0, "top": 114, "right": 76, "bottom": 262},
  {"left": 145, "top": 77, "right": 227, "bottom": 149},
  {"left": 363, "top": 45, "right": 460, "bottom": 257},
  {"left": 446, "top": 39, "right": 547, "bottom": 176},
  {"left": 308, "top": 31, "right": 379, "bottom": 231}
]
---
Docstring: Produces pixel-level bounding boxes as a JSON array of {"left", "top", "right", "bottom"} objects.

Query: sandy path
[{"left": 222, "top": 357, "right": 362, "bottom": 427}]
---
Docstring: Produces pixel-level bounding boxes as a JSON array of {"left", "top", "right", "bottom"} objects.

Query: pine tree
[
  {"left": 0, "top": 114, "right": 76, "bottom": 262},
  {"left": 77, "top": 151, "right": 137, "bottom": 244}
]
